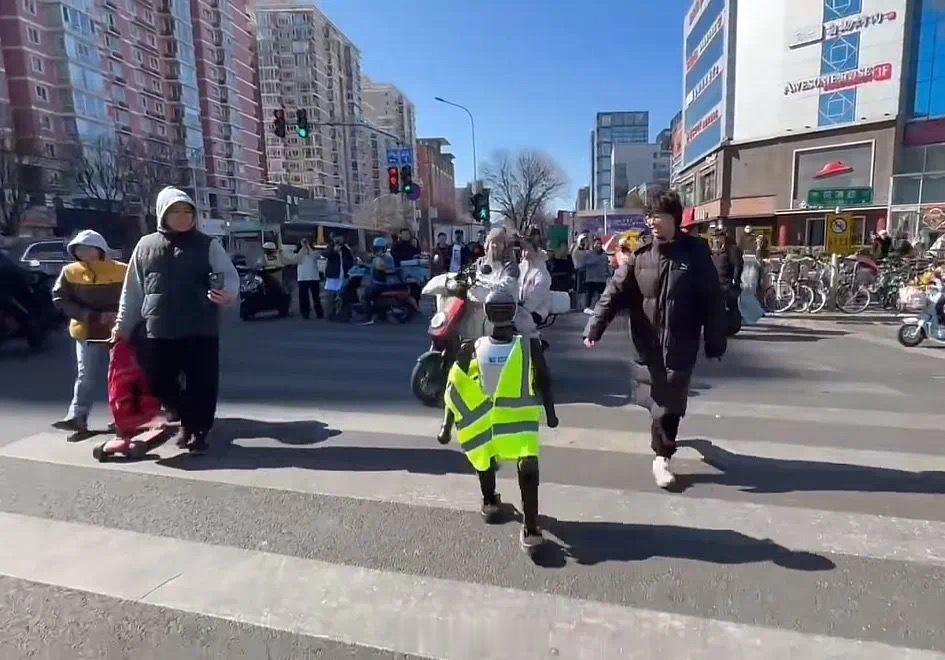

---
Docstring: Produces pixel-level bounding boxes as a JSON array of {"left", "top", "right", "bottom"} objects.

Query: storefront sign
[
  {"left": 825, "top": 11, "right": 897, "bottom": 39},
  {"left": 784, "top": 63, "right": 893, "bottom": 96},
  {"left": 825, "top": 212, "right": 856, "bottom": 256},
  {"left": 686, "top": 62, "right": 723, "bottom": 107},
  {"left": 807, "top": 187, "right": 873, "bottom": 207},
  {"left": 686, "top": 108, "right": 721, "bottom": 143},
  {"left": 686, "top": 14, "right": 725, "bottom": 72}
]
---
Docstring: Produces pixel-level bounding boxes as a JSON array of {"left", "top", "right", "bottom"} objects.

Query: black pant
[
  {"left": 144, "top": 337, "right": 219, "bottom": 434},
  {"left": 936, "top": 293, "right": 945, "bottom": 324},
  {"left": 529, "top": 337, "right": 555, "bottom": 413},
  {"left": 477, "top": 457, "right": 540, "bottom": 532},
  {"left": 298, "top": 280, "right": 323, "bottom": 319},
  {"left": 651, "top": 412, "right": 681, "bottom": 459}
]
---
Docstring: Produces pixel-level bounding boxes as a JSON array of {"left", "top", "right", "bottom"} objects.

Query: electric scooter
[{"left": 897, "top": 289, "right": 945, "bottom": 347}]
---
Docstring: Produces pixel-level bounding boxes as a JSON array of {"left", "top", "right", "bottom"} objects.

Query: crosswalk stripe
[
  {"left": 202, "top": 406, "right": 945, "bottom": 472},
  {"left": 559, "top": 399, "right": 945, "bottom": 431},
  {"left": 1, "top": 511, "right": 941, "bottom": 660},
  {"left": 3, "top": 432, "right": 943, "bottom": 567}
]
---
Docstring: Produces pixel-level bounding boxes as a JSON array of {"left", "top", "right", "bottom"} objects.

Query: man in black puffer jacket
[
  {"left": 709, "top": 226, "right": 744, "bottom": 336},
  {"left": 583, "top": 190, "right": 727, "bottom": 489}
]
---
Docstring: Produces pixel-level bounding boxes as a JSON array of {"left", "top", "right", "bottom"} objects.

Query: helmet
[
  {"left": 372, "top": 237, "right": 389, "bottom": 251},
  {"left": 262, "top": 242, "right": 277, "bottom": 251},
  {"left": 484, "top": 290, "right": 517, "bottom": 329}
]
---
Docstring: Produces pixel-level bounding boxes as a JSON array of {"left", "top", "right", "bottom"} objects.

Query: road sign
[
  {"left": 825, "top": 212, "right": 856, "bottom": 256},
  {"left": 808, "top": 187, "right": 873, "bottom": 208},
  {"left": 386, "top": 149, "right": 400, "bottom": 166},
  {"left": 399, "top": 148, "right": 413, "bottom": 165}
]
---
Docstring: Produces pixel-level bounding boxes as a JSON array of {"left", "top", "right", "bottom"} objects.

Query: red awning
[{"left": 681, "top": 207, "right": 698, "bottom": 228}]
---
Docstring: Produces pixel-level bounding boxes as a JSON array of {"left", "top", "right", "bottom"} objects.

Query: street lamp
[{"left": 434, "top": 96, "right": 478, "bottom": 191}]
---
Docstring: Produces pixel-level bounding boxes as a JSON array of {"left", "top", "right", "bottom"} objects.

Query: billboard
[
  {"left": 682, "top": 0, "right": 731, "bottom": 170},
  {"left": 733, "top": 0, "right": 907, "bottom": 142}
]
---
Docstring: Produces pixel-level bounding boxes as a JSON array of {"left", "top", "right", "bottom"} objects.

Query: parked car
[{"left": 20, "top": 240, "right": 72, "bottom": 277}]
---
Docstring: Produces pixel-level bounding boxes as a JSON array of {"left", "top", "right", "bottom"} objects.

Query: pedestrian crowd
[{"left": 46, "top": 185, "right": 734, "bottom": 553}]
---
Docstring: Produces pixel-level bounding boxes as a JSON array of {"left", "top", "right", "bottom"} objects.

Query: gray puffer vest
[{"left": 136, "top": 229, "right": 217, "bottom": 339}]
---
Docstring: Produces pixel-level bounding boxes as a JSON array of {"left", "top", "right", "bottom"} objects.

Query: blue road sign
[
  {"left": 386, "top": 150, "right": 400, "bottom": 166},
  {"left": 399, "top": 148, "right": 413, "bottom": 165}
]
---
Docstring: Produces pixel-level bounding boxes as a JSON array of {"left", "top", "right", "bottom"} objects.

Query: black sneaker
[
  {"left": 188, "top": 432, "right": 209, "bottom": 455},
  {"left": 481, "top": 494, "right": 502, "bottom": 524},
  {"left": 52, "top": 417, "right": 88, "bottom": 433},
  {"left": 173, "top": 428, "right": 193, "bottom": 449}
]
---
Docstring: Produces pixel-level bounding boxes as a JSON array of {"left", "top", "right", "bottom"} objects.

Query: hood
[
  {"left": 67, "top": 230, "right": 111, "bottom": 259},
  {"left": 155, "top": 186, "right": 197, "bottom": 232}
]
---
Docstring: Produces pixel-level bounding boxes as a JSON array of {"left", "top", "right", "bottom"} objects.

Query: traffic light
[
  {"left": 400, "top": 165, "right": 414, "bottom": 195},
  {"left": 296, "top": 108, "right": 310, "bottom": 139},
  {"left": 471, "top": 190, "right": 490, "bottom": 223},
  {"left": 273, "top": 109, "right": 286, "bottom": 138},
  {"left": 387, "top": 166, "right": 400, "bottom": 194}
]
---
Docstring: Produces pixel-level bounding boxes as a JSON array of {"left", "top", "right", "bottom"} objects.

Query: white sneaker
[
  {"left": 583, "top": 307, "right": 595, "bottom": 316},
  {"left": 652, "top": 456, "right": 675, "bottom": 489}
]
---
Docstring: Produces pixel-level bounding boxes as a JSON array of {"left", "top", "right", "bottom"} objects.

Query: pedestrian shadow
[
  {"left": 158, "top": 439, "right": 474, "bottom": 476},
  {"left": 523, "top": 514, "right": 835, "bottom": 572},
  {"left": 674, "top": 438, "right": 945, "bottom": 495}
]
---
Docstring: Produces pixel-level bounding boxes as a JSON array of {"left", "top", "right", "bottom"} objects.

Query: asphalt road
[{"left": 1, "top": 307, "right": 943, "bottom": 659}]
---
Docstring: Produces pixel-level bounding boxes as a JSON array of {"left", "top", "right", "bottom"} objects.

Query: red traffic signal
[
  {"left": 273, "top": 109, "right": 286, "bottom": 138},
  {"left": 387, "top": 166, "right": 400, "bottom": 194}
]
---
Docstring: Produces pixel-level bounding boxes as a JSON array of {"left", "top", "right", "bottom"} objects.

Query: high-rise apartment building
[
  {"left": 254, "top": 0, "right": 366, "bottom": 219},
  {"left": 190, "top": 0, "right": 264, "bottom": 220},
  {"left": 363, "top": 76, "right": 418, "bottom": 226},
  {"left": 0, "top": 28, "right": 11, "bottom": 144},
  {"left": 591, "top": 111, "right": 648, "bottom": 208}
]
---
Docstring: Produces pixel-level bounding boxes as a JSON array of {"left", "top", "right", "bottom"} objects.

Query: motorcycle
[
  {"left": 238, "top": 266, "right": 291, "bottom": 320},
  {"left": 897, "top": 288, "right": 945, "bottom": 347},
  {"left": 336, "top": 263, "right": 418, "bottom": 324},
  {"left": 410, "top": 264, "right": 570, "bottom": 406},
  {"left": 411, "top": 266, "right": 489, "bottom": 406}
]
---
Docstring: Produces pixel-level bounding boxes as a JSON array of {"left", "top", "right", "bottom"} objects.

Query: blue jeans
[{"left": 67, "top": 340, "right": 109, "bottom": 422}]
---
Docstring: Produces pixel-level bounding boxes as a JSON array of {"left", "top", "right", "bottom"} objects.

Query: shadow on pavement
[
  {"left": 734, "top": 333, "right": 823, "bottom": 343},
  {"left": 674, "top": 438, "right": 945, "bottom": 495},
  {"left": 522, "top": 514, "right": 836, "bottom": 571},
  {"left": 210, "top": 417, "right": 342, "bottom": 446}
]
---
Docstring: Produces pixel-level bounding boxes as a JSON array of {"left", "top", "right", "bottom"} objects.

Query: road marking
[
  {"left": 765, "top": 317, "right": 945, "bottom": 362},
  {"left": 206, "top": 405, "right": 945, "bottom": 472},
  {"left": 3, "top": 434, "right": 944, "bottom": 567},
  {"left": 0, "top": 512, "right": 941, "bottom": 660}
]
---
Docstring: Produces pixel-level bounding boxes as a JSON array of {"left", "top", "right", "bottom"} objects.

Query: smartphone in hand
[{"left": 209, "top": 272, "right": 225, "bottom": 291}]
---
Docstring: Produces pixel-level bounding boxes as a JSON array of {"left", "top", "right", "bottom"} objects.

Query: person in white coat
[
  {"left": 517, "top": 227, "right": 558, "bottom": 427},
  {"left": 295, "top": 238, "right": 323, "bottom": 320}
]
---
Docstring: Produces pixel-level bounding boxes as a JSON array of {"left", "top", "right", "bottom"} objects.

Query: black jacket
[
  {"left": 324, "top": 244, "right": 354, "bottom": 279},
  {"left": 710, "top": 240, "right": 744, "bottom": 291},
  {"left": 584, "top": 234, "right": 727, "bottom": 371}
]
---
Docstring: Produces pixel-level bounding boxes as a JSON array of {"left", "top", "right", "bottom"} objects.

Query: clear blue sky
[{"left": 322, "top": 0, "right": 690, "bottom": 210}]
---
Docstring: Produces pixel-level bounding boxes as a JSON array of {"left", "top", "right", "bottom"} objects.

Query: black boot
[
  {"left": 188, "top": 431, "right": 209, "bottom": 455},
  {"left": 173, "top": 427, "right": 193, "bottom": 449}
]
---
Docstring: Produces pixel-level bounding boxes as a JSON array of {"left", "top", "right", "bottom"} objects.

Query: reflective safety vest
[{"left": 444, "top": 336, "right": 541, "bottom": 471}]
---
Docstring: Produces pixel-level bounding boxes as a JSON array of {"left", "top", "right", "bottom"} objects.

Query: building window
[
  {"left": 24, "top": 0, "right": 37, "bottom": 15},
  {"left": 27, "top": 27, "right": 40, "bottom": 44},
  {"left": 35, "top": 85, "right": 48, "bottom": 102},
  {"left": 699, "top": 170, "right": 717, "bottom": 202},
  {"left": 40, "top": 115, "right": 52, "bottom": 130},
  {"left": 31, "top": 56, "right": 44, "bottom": 73},
  {"left": 45, "top": 143, "right": 56, "bottom": 158}
]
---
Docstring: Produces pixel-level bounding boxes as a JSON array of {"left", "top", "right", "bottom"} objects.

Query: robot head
[{"left": 484, "top": 290, "right": 517, "bottom": 329}]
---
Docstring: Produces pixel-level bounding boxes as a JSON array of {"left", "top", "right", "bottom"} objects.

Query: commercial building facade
[
  {"left": 610, "top": 142, "right": 671, "bottom": 209},
  {"left": 677, "top": 0, "right": 918, "bottom": 250},
  {"left": 415, "top": 137, "right": 456, "bottom": 235},
  {"left": 889, "top": 0, "right": 945, "bottom": 248}
]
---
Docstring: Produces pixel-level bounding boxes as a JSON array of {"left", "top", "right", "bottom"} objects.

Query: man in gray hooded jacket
[{"left": 115, "top": 187, "right": 238, "bottom": 453}]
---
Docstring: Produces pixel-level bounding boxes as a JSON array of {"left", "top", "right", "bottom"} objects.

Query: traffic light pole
[
  {"left": 303, "top": 121, "right": 405, "bottom": 146},
  {"left": 434, "top": 97, "right": 477, "bottom": 192}
]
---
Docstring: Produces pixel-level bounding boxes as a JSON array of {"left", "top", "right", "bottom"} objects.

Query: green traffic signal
[
  {"left": 297, "top": 127, "right": 310, "bottom": 139},
  {"left": 478, "top": 207, "right": 489, "bottom": 221}
]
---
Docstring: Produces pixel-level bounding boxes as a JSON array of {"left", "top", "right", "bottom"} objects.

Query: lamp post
[{"left": 434, "top": 96, "right": 478, "bottom": 191}]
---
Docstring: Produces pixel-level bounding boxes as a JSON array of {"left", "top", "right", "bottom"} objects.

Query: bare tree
[
  {"left": 0, "top": 147, "right": 28, "bottom": 236},
  {"left": 71, "top": 136, "right": 137, "bottom": 213},
  {"left": 481, "top": 149, "right": 567, "bottom": 231}
]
